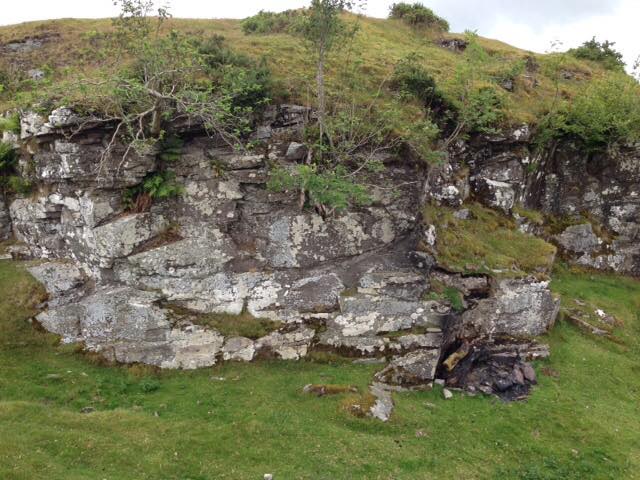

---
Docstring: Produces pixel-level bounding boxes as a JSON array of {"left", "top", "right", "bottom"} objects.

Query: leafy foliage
[
  {"left": 86, "top": 1, "right": 273, "bottom": 164},
  {"left": 537, "top": 72, "right": 640, "bottom": 151},
  {"left": 0, "top": 113, "right": 20, "bottom": 134},
  {"left": 157, "top": 135, "right": 184, "bottom": 163},
  {"left": 563, "top": 73, "right": 640, "bottom": 149},
  {"left": 1, "top": 152, "right": 31, "bottom": 196},
  {"left": 569, "top": 37, "right": 625, "bottom": 71},
  {"left": 0, "top": 141, "right": 31, "bottom": 195},
  {"left": 391, "top": 53, "right": 447, "bottom": 112},
  {"left": 445, "top": 31, "right": 506, "bottom": 138},
  {"left": 241, "top": 10, "right": 302, "bottom": 35},
  {"left": 123, "top": 171, "right": 183, "bottom": 212},
  {"left": 0, "top": 141, "right": 15, "bottom": 170},
  {"left": 389, "top": 3, "right": 449, "bottom": 31},
  {"left": 268, "top": 164, "right": 371, "bottom": 212}
]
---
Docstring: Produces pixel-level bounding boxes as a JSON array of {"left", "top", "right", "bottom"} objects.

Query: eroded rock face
[
  {"left": 36, "top": 286, "right": 225, "bottom": 369},
  {"left": 27, "top": 261, "right": 86, "bottom": 307},
  {"left": 554, "top": 223, "right": 601, "bottom": 254},
  {"left": 375, "top": 349, "right": 441, "bottom": 386},
  {"left": 455, "top": 277, "right": 559, "bottom": 339},
  {"left": 441, "top": 341, "right": 547, "bottom": 400},
  {"left": 6, "top": 107, "right": 585, "bottom": 414},
  {"left": 10, "top": 107, "right": 436, "bottom": 373},
  {"left": 457, "top": 133, "right": 640, "bottom": 276},
  {"left": 0, "top": 198, "right": 11, "bottom": 240}
]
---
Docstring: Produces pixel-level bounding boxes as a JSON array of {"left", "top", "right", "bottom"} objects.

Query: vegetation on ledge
[{"left": 422, "top": 202, "right": 557, "bottom": 278}]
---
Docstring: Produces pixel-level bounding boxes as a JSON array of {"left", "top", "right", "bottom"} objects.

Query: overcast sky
[{"left": 1, "top": 0, "right": 638, "bottom": 68}]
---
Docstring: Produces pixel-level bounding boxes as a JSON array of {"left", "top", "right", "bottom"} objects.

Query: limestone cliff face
[
  {"left": 3, "top": 106, "right": 636, "bottom": 411},
  {"left": 453, "top": 127, "right": 640, "bottom": 276}
]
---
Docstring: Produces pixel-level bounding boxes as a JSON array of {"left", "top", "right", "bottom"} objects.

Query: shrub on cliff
[
  {"left": 565, "top": 73, "right": 640, "bottom": 148},
  {"left": 538, "top": 72, "right": 640, "bottom": 151},
  {"left": 569, "top": 38, "right": 625, "bottom": 71},
  {"left": 0, "top": 141, "right": 31, "bottom": 195},
  {"left": 389, "top": 3, "right": 449, "bottom": 31},
  {"left": 71, "top": 1, "right": 273, "bottom": 167},
  {"left": 0, "top": 114, "right": 20, "bottom": 135},
  {"left": 391, "top": 53, "right": 448, "bottom": 113}
]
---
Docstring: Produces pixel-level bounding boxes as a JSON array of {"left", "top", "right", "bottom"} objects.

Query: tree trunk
[{"left": 317, "top": 44, "right": 326, "bottom": 147}]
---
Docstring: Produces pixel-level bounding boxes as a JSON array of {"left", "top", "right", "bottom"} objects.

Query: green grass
[
  {"left": 423, "top": 202, "right": 557, "bottom": 277},
  {"left": 0, "top": 14, "right": 605, "bottom": 126},
  {"left": 184, "top": 309, "right": 282, "bottom": 340},
  {"left": 1, "top": 259, "right": 640, "bottom": 479}
]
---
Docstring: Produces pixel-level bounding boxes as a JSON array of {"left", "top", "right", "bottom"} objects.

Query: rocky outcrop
[
  {"left": 454, "top": 277, "right": 559, "bottom": 340},
  {"left": 458, "top": 128, "right": 640, "bottom": 276},
  {"left": 437, "top": 276, "right": 558, "bottom": 399},
  {"left": 3, "top": 106, "right": 591, "bottom": 418},
  {"left": 0, "top": 198, "right": 11, "bottom": 240}
]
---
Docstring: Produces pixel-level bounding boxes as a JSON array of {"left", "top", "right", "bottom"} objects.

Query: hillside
[
  {"left": 0, "top": 5, "right": 639, "bottom": 480},
  {"left": 0, "top": 14, "right": 606, "bottom": 125}
]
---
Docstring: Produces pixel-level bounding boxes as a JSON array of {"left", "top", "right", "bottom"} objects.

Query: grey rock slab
[
  {"left": 457, "top": 277, "right": 560, "bottom": 339},
  {"left": 222, "top": 337, "right": 256, "bottom": 362},
  {"left": 255, "top": 326, "right": 316, "bottom": 360},
  {"left": 374, "top": 349, "right": 441, "bottom": 386},
  {"left": 369, "top": 382, "right": 395, "bottom": 422},
  {"left": 27, "top": 261, "right": 86, "bottom": 307},
  {"left": 36, "top": 286, "right": 224, "bottom": 368},
  {"left": 554, "top": 223, "right": 601, "bottom": 254},
  {"left": 92, "top": 213, "right": 168, "bottom": 267}
]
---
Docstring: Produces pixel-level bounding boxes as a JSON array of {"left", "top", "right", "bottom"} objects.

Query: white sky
[{"left": 1, "top": 0, "right": 638, "bottom": 68}]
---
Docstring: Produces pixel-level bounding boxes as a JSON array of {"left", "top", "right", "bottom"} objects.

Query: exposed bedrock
[
  {"left": 17, "top": 107, "right": 635, "bottom": 419},
  {"left": 449, "top": 127, "right": 640, "bottom": 276},
  {"left": 0, "top": 198, "right": 11, "bottom": 241}
]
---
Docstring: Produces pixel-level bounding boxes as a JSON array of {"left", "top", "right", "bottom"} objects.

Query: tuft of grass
[
  {"left": 0, "top": 113, "right": 20, "bottom": 134},
  {"left": 550, "top": 263, "right": 640, "bottom": 344},
  {"left": 423, "top": 202, "right": 556, "bottom": 277},
  {"left": 340, "top": 392, "right": 378, "bottom": 418},
  {"left": 185, "top": 309, "right": 282, "bottom": 340},
  {"left": 513, "top": 204, "right": 544, "bottom": 225}
]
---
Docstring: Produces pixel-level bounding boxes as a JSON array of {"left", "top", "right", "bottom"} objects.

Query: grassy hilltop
[{"left": 0, "top": 12, "right": 611, "bottom": 124}]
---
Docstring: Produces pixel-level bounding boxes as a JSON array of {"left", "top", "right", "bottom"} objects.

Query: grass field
[
  {"left": 0, "top": 13, "right": 605, "bottom": 125},
  {"left": 1, "top": 259, "right": 639, "bottom": 479}
]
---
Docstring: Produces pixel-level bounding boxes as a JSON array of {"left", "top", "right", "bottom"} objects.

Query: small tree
[
  {"left": 298, "top": 0, "right": 362, "bottom": 148},
  {"left": 444, "top": 31, "right": 504, "bottom": 145},
  {"left": 95, "top": 1, "right": 270, "bottom": 170},
  {"left": 569, "top": 37, "right": 625, "bottom": 71}
]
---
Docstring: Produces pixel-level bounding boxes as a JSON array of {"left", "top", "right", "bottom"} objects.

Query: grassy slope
[
  {"left": 1, "top": 259, "right": 639, "bottom": 479},
  {"left": 0, "top": 15, "right": 604, "bottom": 124}
]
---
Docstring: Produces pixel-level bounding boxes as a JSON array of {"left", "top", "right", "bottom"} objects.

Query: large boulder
[
  {"left": 36, "top": 286, "right": 224, "bottom": 369},
  {"left": 455, "top": 277, "right": 560, "bottom": 339},
  {"left": 554, "top": 223, "right": 601, "bottom": 254}
]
